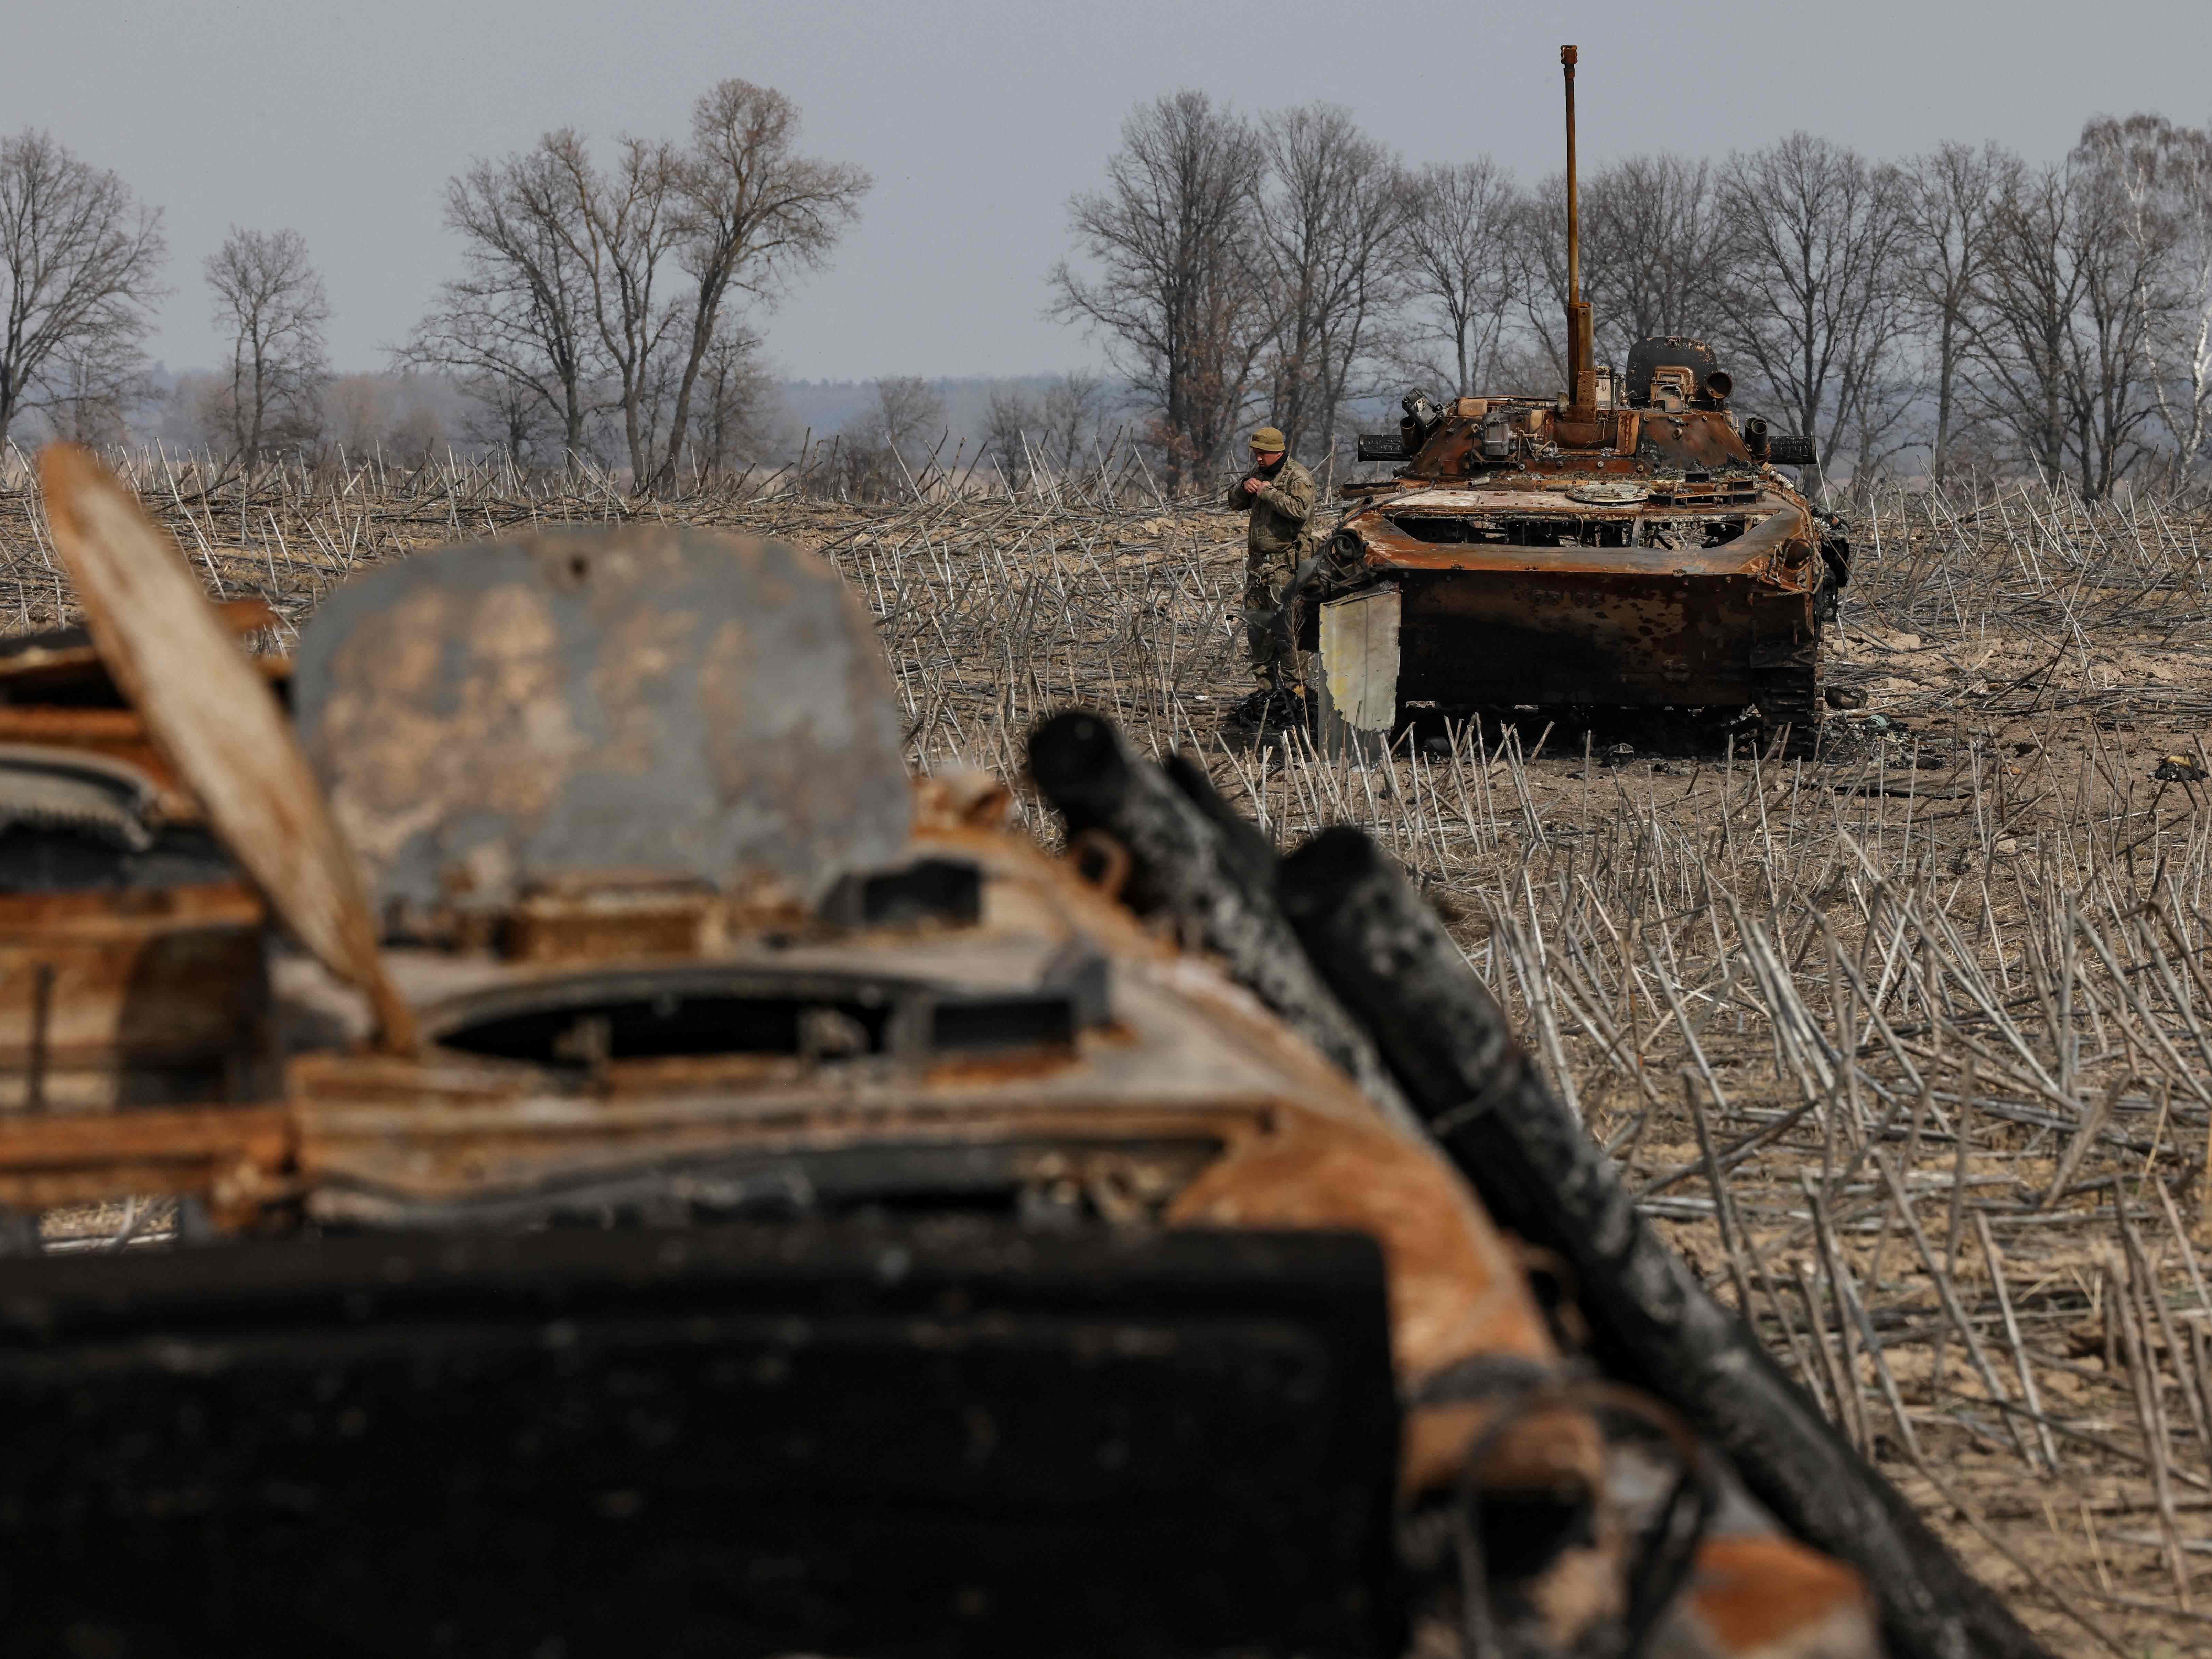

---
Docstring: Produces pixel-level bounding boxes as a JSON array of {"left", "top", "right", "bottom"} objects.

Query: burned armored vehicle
[
  {"left": 1315, "top": 49, "right": 1847, "bottom": 745},
  {"left": 0, "top": 445, "right": 2040, "bottom": 1659}
]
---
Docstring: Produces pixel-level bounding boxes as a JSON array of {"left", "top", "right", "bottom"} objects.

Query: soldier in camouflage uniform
[{"left": 1227, "top": 426, "right": 1316, "bottom": 689}]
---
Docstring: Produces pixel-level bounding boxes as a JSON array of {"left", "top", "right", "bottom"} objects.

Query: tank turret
[{"left": 1623, "top": 336, "right": 1727, "bottom": 409}]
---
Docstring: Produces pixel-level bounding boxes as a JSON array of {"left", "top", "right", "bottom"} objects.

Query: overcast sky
[{"left": 10, "top": 0, "right": 2208, "bottom": 383}]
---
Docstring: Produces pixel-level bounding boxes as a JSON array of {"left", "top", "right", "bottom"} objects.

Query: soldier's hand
[{"left": 1242, "top": 477, "right": 1264, "bottom": 495}]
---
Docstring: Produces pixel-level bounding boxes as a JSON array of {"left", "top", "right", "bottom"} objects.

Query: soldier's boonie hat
[{"left": 1250, "top": 427, "right": 1286, "bottom": 452}]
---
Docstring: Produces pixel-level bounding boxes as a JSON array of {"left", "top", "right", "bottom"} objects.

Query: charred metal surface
[
  {"left": 0, "top": 882, "right": 269, "bottom": 1113},
  {"left": 419, "top": 959, "right": 1096, "bottom": 1067},
  {"left": 0, "top": 597, "right": 279, "bottom": 709},
  {"left": 1315, "top": 493, "right": 1821, "bottom": 711},
  {"left": 0, "top": 1105, "right": 288, "bottom": 1214},
  {"left": 0, "top": 599, "right": 287, "bottom": 823},
  {"left": 40, "top": 448, "right": 415, "bottom": 1055},
  {"left": 1026, "top": 710, "right": 1420, "bottom": 1133},
  {"left": 1328, "top": 466, "right": 1827, "bottom": 718},
  {"left": 0, "top": 708, "right": 182, "bottom": 817},
  {"left": 292, "top": 526, "right": 911, "bottom": 917},
  {"left": 0, "top": 1219, "right": 1402, "bottom": 1659},
  {"left": 0, "top": 600, "right": 277, "bottom": 1128},
  {"left": 0, "top": 742, "right": 266, "bottom": 1118},
  {"left": 819, "top": 855, "right": 985, "bottom": 930}
]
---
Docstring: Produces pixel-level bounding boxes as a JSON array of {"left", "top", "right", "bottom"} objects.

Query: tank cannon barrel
[{"left": 1561, "top": 44, "right": 1597, "bottom": 418}]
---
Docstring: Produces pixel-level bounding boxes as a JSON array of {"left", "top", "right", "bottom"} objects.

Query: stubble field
[{"left": 6, "top": 441, "right": 2212, "bottom": 1653}]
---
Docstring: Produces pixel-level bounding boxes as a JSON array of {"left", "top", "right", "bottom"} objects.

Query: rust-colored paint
[
  {"left": 498, "top": 886, "right": 724, "bottom": 963},
  {"left": 290, "top": 1067, "right": 1264, "bottom": 1194},
  {"left": 271, "top": 813, "right": 1586, "bottom": 1492},
  {"left": 1335, "top": 374, "right": 1831, "bottom": 714},
  {"left": 1168, "top": 1116, "right": 1554, "bottom": 1382},
  {"left": 0, "top": 882, "right": 268, "bottom": 1110},
  {"left": 1680, "top": 1534, "right": 1878, "bottom": 1656},
  {"left": 0, "top": 1104, "right": 289, "bottom": 1213},
  {"left": 38, "top": 446, "right": 415, "bottom": 1053},
  {"left": 0, "top": 679, "right": 1618, "bottom": 1617},
  {"left": 1332, "top": 488, "right": 1818, "bottom": 709},
  {"left": 0, "top": 604, "right": 291, "bottom": 824},
  {"left": 0, "top": 597, "right": 280, "bottom": 709}
]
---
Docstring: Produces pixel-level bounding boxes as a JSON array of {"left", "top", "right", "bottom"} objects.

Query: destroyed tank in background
[
  {"left": 0, "top": 429, "right": 2041, "bottom": 1657},
  {"left": 1314, "top": 47, "right": 1848, "bottom": 751}
]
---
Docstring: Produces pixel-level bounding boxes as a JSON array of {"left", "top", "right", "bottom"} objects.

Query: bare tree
[
  {"left": 383, "top": 394, "right": 448, "bottom": 470},
  {"left": 1502, "top": 175, "right": 1572, "bottom": 386},
  {"left": 38, "top": 332, "right": 155, "bottom": 446},
  {"left": 2073, "top": 118, "right": 2184, "bottom": 496},
  {"left": 325, "top": 374, "right": 391, "bottom": 456},
  {"left": 1970, "top": 164, "right": 2086, "bottom": 484},
  {"left": 1051, "top": 91, "right": 1267, "bottom": 490},
  {"left": 649, "top": 81, "right": 868, "bottom": 493},
  {"left": 984, "top": 371, "right": 1107, "bottom": 487},
  {"left": 407, "top": 84, "right": 860, "bottom": 493},
  {"left": 1895, "top": 142, "right": 2020, "bottom": 481},
  {"left": 2105, "top": 116, "right": 2212, "bottom": 477},
  {"left": 983, "top": 385, "right": 1035, "bottom": 486},
  {"left": 1715, "top": 134, "right": 1909, "bottom": 491},
  {"left": 833, "top": 376, "right": 945, "bottom": 499},
  {"left": 874, "top": 376, "right": 944, "bottom": 452},
  {"left": 543, "top": 129, "right": 681, "bottom": 487},
  {"left": 1037, "top": 371, "right": 1107, "bottom": 471},
  {"left": 1507, "top": 156, "right": 1733, "bottom": 392},
  {"left": 688, "top": 319, "right": 776, "bottom": 480},
  {"left": 1252, "top": 104, "right": 1406, "bottom": 461},
  {"left": 1395, "top": 158, "right": 1521, "bottom": 398},
  {"left": 456, "top": 371, "right": 560, "bottom": 463},
  {"left": 204, "top": 226, "right": 330, "bottom": 466},
  {"left": 1586, "top": 155, "right": 1733, "bottom": 371},
  {"left": 1970, "top": 129, "right": 2175, "bottom": 500},
  {"left": 401, "top": 147, "right": 599, "bottom": 465},
  {"left": 2158, "top": 124, "right": 2212, "bottom": 476},
  {"left": 0, "top": 129, "right": 166, "bottom": 446}
]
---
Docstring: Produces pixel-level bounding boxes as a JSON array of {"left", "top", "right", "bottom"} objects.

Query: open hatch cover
[{"left": 290, "top": 527, "right": 912, "bottom": 917}]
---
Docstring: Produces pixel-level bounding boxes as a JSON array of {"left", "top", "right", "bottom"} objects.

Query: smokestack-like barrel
[{"left": 1561, "top": 44, "right": 1596, "bottom": 418}]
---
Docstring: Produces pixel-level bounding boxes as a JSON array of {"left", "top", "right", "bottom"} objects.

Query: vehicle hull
[
  {"left": 1321, "top": 492, "right": 1824, "bottom": 717},
  {"left": 1371, "top": 555, "right": 1813, "bottom": 709}
]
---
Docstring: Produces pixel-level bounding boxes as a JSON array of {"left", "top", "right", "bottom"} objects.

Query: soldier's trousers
[{"left": 1243, "top": 553, "right": 1303, "bottom": 686}]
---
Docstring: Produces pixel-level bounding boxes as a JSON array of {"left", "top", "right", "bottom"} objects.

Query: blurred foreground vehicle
[{"left": 0, "top": 448, "right": 2039, "bottom": 1659}]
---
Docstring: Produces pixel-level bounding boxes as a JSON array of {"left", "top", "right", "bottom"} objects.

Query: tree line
[
  {"left": 1052, "top": 92, "right": 2212, "bottom": 500},
  {"left": 0, "top": 81, "right": 865, "bottom": 484},
  {"left": 7, "top": 83, "right": 2211, "bottom": 503}
]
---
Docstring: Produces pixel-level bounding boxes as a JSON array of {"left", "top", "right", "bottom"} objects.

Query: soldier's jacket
[{"left": 1226, "top": 456, "right": 1316, "bottom": 575}]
